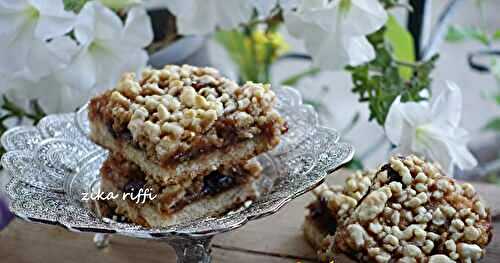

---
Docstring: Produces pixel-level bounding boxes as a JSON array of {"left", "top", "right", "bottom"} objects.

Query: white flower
[
  {"left": 0, "top": 73, "right": 87, "bottom": 113},
  {"left": 162, "top": 0, "right": 253, "bottom": 35},
  {"left": 60, "top": 1, "right": 153, "bottom": 91},
  {"left": 284, "top": 0, "right": 387, "bottom": 71},
  {"left": 0, "top": 0, "right": 76, "bottom": 81},
  {"left": 385, "top": 81, "right": 478, "bottom": 174}
]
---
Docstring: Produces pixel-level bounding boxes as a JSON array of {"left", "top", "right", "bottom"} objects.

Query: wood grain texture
[{"left": 1, "top": 170, "right": 499, "bottom": 262}]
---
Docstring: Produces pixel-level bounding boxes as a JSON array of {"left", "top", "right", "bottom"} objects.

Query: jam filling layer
[{"left": 101, "top": 155, "right": 256, "bottom": 214}]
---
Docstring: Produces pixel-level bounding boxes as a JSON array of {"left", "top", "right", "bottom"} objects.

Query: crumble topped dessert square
[
  {"left": 89, "top": 64, "right": 287, "bottom": 184},
  {"left": 88, "top": 64, "right": 287, "bottom": 227},
  {"left": 303, "top": 155, "right": 492, "bottom": 263}
]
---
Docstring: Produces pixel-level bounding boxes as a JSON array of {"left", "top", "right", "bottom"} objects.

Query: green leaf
[
  {"left": 280, "top": 68, "right": 320, "bottom": 86},
  {"left": 64, "top": 0, "right": 139, "bottom": 12},
  {"left": 385, "top": 15, "right": 415, "bottom": 80},
  {"left": 63, "top": 0, "right": 89, "bottom": 12},
  {"left": 445, "top": 25, "right": 490, "bottom": 45},
  {"left": 2, "top": 95, "right": 26, "bottom": 118},
  {"left": 491, "top": 58, "right": 500, "bottom": 82},
  {"left": 470, "top": 30, "right": 490, "bottom": 45},
  {"left": 349, "top": 26, "right": 437, "bottom": 126},
  {"left": 99, "top": 0, "right": 140, "bottom": 10},
  {"left": 493, "top": 30, "right": 500, "bottom": 40},
  {"left": 446, "top": 25, "right": 468, "bottom": 42},
  {"left": 215, "top": 30, "right": 255, "bottom": 83},
  {"left": 485, "top": 173, "right": 500, "bottom": 185},
  {"left": 27, "top": 100, "right": 47, "bottom": 124},
  {"left": 484, "top": 118, "right": 500, "bottom": 131}
]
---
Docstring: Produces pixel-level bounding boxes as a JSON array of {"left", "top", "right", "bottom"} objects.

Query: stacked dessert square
[{"left": 88, "top": 64, "right": 287, "bottom": 227}]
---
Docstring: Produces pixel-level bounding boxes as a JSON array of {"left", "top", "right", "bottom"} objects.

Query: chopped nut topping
[
  {"left": 89, "top": 64, "right": 287, "bottom": 164},
  {"left": 308, "top": 155, "right": 492, "bottom": 263}
]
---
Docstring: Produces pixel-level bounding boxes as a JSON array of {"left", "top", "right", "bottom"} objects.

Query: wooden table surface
[{"left": 2, "top": 171, "right": 500, "bottom": 263}]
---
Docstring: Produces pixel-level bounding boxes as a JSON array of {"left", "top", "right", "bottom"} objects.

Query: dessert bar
[
  {"left": 89, "top": 65, "right": 287, "bottom": 185},
  {"left": 304, "top": 155, "right": 492, "bottom": 262}
]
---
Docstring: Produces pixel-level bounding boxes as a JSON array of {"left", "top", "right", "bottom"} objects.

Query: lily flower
[
  {"left": 284, "top": 0, "right": 387, "bottom": 71},
  {"left": 60, "top": 1, "right": 153, "bottom": 91},
  {"left": 385, "top": 81, "right": 478, "bottom": 175},
  {"left": 0, "top": 0, "right": 76, "bottom": 81}
]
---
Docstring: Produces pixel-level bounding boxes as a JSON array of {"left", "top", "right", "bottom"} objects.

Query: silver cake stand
[{"left": 1, "top": 86, "right": 354, "bottom": 262}]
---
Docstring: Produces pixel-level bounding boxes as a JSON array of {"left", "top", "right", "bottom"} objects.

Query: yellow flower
[{"left": 244, "top": 29, "right": 289, "bottom": 64}]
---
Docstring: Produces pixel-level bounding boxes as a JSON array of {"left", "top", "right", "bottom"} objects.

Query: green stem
[
  {"left": 394, "top": 59, "right": 421, "bottom": 68},
  {"left": 244, "top": 25, "right": 259, "bottom": 82}
]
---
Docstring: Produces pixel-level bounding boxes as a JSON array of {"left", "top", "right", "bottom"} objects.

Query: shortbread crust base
[{"left": 99, "top": 176, "right": 259, "bottom": 227}]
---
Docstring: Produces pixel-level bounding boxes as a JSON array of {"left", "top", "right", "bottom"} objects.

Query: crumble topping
[
  {"left": 312, "top": 170, "right": 376, "bottom": 225},
  {"left": 89, "top": 64, "right": 287, "bottom": 163},
  {"left": 308, "top": 155, "right": 492, "bottom": 263}
]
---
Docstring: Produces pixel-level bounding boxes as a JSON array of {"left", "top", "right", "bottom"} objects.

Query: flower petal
[
  {"left": 0, "top": 17, "right": 33, "bottom": 77},
  {"left": 252, "top": 0, "right": 278, "bottom": 17},
  {"left": 0, "top": 0, "right": 28, "bottom": 11},
  {"left": 166, "top": 0, "right": 252, "bottom": 35},
  {"left": 385, "top": 96, "right": 404, "bottom": 145},
  {"left": 30, "top": 0, "right": 76, "bottom": 39},
  {"left": 93, "top": 2, "right": 123, "bottom": 41},
  {"left": 422, "top": 125, "right": 477, "bottom": 173},
  {"left": 311, "top": 34, "right": 349, "bottom": 70},
  {"left": 27, "top": 36, "right": 77, "bottom": 80},
  {"left": 118, "top": 49, "right": 148, "bottom": 75},
  {"left": 296, "top": 3, "right": 339, "bottom": 32},
  {"left": 123, "top": 6, "right": 153, "bottom": 47},
  {"left": 75, "top": 1, "right": 122, "bottom": 45},
  {"left": 279, "top": 0, "right": 300, "bottom": 11},
  {"left": 0, "top": 0, "right": 29, "bottom": 37},
  {"left": 58, "top": 48, "right": 97, "bottom": 91},
  {"left": 285, "top": 9, "right": 350, "bottom": 70},
  {"left": 430, "top": 81, "right": 462, "bottom": 127},
  {"left": 449, "top": 143, "right": 478, "bottom": 171},
  {"left": 91, "top": 44, "right": 124, "bottom": 89},
  {"left": 164, "top": 0, "right": 195, "bottom": 15},
  {"left": 211, "top": 0, "right": 253, "bottom": 30},
  {"left": 342, "top": 0, "right": 388, "bottom": 36},
  {"left": 283, "top": 9, "right": 309, "bottom": 38},
  {"left": 399, "top": 120, "right": 417, "bottom": 153},
  {"left": 385, "top": 96, "right": 434, "bottom": 156},
  {"left": 46, "top": 35, "right": 79, "bottom": 60},
  {"left": 284, "top": 0, "right": 381, "bottom": 70},
  {"left": 74, "top": 2, "right": 96, "bottom": 45},
  {"left": 94, "top": 49, "right": 147, "bottom": 92},
  {"left": 421, "top": 133, "right": 454, "bottom": 174},
  {"left": 343, "top": 35, "right": 376, "bottom": 67},
  {"left": 397, "top": 102, "right": 430, "bottom": 126},
  {"left": 172, "top": 0, "right": 216, "bottom": 35}
]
